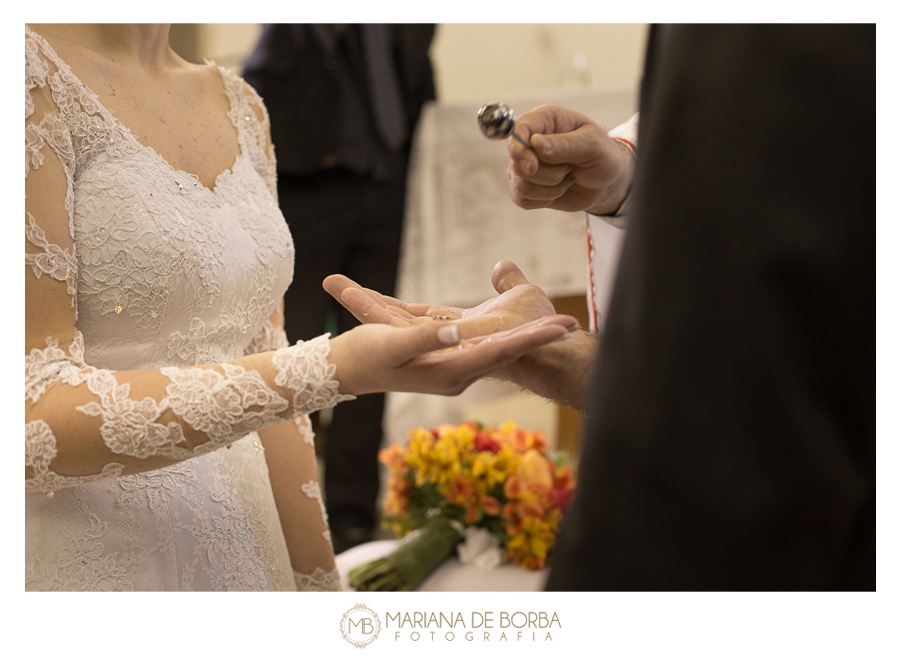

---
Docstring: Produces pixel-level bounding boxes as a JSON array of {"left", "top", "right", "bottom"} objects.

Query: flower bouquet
[{"left": 347, "top": 421, "right": 576, "bottom": 591}]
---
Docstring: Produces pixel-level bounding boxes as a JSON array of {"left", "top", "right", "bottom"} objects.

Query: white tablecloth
[
  {"left": 336, "top": 540, "right": 548, "bottom": 592},
  {"left": 384, "top": 88, "right": 636, "bottom": 445}
]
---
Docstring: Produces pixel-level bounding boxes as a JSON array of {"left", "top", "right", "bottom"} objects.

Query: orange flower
[
  {"left": 526, "top": 482, "right": 556, "bottom": 509},
  {"left": 503, "top": 475, "right": 524, "bottom": 500},
  {"left": 504, "top": 519, "right": 522, "bottom": 539},
  {"left": 524, "top": 555, "right": 544, "bottom": 570},
  {"left": 384, "top": 490, "right": 409, "bottom": 516},
  {"left": 553, "top": 465, "right": 575, "bottom": 491},
  {"left": 378, "top": 442, "right": 404, "bottom": 467},
  {"left": 520, "top": 501, "right": 545, "bottom": 519},
  {"left": 480, "top": 495, "right": 500, "bottom": 516},
  {"left": 516, "top": 449, "right": 553, "bottom": 488},
  {"left": 508, "top": 426, "right": 530, "bottom": 452},
  {"left": 447, "top": 475, "right": 473, "bottom": 505}
]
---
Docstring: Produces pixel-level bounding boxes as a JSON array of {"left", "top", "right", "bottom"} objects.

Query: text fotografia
[{"left": 386, "top": 611, "right": 561, "bottom": 642}]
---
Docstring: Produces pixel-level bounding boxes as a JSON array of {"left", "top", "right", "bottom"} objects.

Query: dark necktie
[{"left": 360, "top": 25, "right": 408, "bottom": 151}]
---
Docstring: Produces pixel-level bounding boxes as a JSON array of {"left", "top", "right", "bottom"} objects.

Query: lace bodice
[{"left": 24, "top": 27, "right": 350, "bottom": 591}]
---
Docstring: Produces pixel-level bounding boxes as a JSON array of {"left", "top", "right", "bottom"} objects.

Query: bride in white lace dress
[{"left": 24, "top": 24, "right": 577, "bottom": 591}]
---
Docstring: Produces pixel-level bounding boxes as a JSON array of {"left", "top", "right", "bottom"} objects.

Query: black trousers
[{"left": 277, "top": 169, "right": 407, "bottom": 534}]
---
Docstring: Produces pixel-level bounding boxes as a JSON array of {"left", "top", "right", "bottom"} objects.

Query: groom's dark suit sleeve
[{"left": 547, "top": 24, "right": 875, "bottom": 590}]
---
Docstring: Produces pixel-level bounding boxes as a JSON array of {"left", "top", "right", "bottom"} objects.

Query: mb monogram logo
[{"left": 340, "top": 604, "right": 382, "bottom": 648}]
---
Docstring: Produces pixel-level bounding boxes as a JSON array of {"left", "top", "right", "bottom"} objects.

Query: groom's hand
[{"left": 322, "top": 261, "right": 561, "bottom": 339}]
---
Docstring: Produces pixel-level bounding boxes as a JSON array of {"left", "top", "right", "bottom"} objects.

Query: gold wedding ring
[{"left": 431, "top": 315, "right": 453, "bottom": 321}]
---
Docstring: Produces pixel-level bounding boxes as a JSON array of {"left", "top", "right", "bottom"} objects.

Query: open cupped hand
[{"left": 322, "top": 260, "right": 560, "bottom": 340}]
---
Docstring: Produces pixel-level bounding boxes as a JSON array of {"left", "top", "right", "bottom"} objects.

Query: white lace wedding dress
[{"left": 24, "top": 27, "right": 352, "bottom": 591}]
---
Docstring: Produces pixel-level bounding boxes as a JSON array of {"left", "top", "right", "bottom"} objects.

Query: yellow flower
[{"left": 505, "top": 514, "right": 559, "bottom": 569}]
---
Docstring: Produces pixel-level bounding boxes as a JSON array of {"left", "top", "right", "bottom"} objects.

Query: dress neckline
[{"left": 25, "top": 25, "right": 245, "bottom": 195}]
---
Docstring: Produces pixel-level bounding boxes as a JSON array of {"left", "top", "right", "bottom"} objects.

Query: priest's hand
[{"left": 507, "top": 104, "right": 634, "bottom": 216}]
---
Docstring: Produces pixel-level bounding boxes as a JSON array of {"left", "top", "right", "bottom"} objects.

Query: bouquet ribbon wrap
[{"left": 348, "top": 516, "right": 462, "bottom": 591}]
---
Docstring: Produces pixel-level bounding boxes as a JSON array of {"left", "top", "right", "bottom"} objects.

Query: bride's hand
[
  {"left": 322, "top": 260, "right": 561, "bottom": 339},
  {"left": 327, "top": 313, "right": 579, "bottom": 397}
]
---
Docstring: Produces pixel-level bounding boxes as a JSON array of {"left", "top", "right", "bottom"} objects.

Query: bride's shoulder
[
  {"left": 206, "top": 62, "right": 263, "bottom": 100},
  {"left": 202, "top": 62, "right": 270, "bottom": 125}
]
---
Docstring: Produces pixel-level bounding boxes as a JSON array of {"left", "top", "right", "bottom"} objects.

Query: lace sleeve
[
  {"left": 25, "top": 58, "right": 353, "bottom": 494},
  {"left": 243, "top": 307, "right": 318, "bottom": 447},
  {"left": 244, "top": 310, "right": 291, "bottom": 356},
  {"left": 241, "top": 79, "right": 279, "bottom": 204},
  {"left": 213, "top": 64, "right": 278, "bottom": 202},
  {"left": 247, "top": 306, "right": 341, "bottom": 590}
]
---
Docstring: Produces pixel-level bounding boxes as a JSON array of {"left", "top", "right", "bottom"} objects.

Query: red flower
[
  {"left": 554, "top": 487, "right": 574, "bottom": 511},
  {"left": 473, "top": 432, "right": 501, "bottom": 454}
]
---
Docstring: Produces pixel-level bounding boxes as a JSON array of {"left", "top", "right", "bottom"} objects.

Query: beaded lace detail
[{"left": 24, "top": 27, "right": 346, "bottom": 591}]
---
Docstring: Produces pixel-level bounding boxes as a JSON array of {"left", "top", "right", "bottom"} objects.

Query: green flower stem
[{"left": 348, "top": 516, "right": 461, "bottom": 591}]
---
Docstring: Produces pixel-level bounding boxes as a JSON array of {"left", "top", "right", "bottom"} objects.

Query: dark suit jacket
[
  {"left": 547, "top": 24, "right": 875, "bottom": 590},
  {"left": 242, "top": 24, "right": 435, "bottom": 177}
]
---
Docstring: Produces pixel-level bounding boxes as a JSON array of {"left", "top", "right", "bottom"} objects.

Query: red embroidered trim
[
  {"left": 613, "top": 136, "right": 637, "bottom": 154},
  {"left": 585, "top": 218, "right": 600, "bottom": 333}
]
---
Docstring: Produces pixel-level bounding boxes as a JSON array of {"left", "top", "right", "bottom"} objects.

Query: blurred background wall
[{"left": 169, "top": 24, "right": 648, "bottom": 102}]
